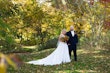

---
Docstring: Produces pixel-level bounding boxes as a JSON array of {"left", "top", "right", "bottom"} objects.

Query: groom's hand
[{"left": 68, "top": 44, "right": 71, "bottom": 45}]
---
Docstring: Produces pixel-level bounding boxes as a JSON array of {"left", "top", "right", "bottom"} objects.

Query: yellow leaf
[
  {"left": 0, "top": 64, "right": 6, "bottom": 73},
  {"left": 5, "top": 55, "right": 17, "bottom": 69},
  {"left": 0, "top": 53, "right": 17, "bottom": 69}
]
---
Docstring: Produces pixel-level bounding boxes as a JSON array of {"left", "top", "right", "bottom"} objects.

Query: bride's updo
[{"left": 61, "top": 29, "right": 66, "bottom": 35}]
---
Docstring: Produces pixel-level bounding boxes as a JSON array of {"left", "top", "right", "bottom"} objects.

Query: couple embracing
[{"left": 27, "top": 26, "right": 78, "bottom": 65}]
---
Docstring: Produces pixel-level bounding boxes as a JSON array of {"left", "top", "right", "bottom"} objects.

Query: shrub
[
  {"left": 38, "top": 38, "right": 58, "bottom": 51},
  {"left": 20, "top": 39, "right": 37, "bottom": 46}
]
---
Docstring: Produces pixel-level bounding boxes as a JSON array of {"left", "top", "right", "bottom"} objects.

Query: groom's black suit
[{"left": 66, "top": 31, "right": 78, "bottom": 61}]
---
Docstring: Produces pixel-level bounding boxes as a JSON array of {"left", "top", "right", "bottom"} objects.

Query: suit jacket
[{"left": 66, "top": 31, "right": 78, "bottom": 46}]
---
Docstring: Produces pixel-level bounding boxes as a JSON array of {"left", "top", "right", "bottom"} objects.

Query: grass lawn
[{"left": 7, "top": 48, "right": 110, "bottom": 73}]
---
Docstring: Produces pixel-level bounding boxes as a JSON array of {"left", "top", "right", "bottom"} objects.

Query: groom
[{"left": 66, "top": 26, "right": 78, "bottom": 61}]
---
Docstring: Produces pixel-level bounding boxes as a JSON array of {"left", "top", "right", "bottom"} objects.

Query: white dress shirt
[{"left": 71, "top": 31, "right": 75, "bottom": 37}]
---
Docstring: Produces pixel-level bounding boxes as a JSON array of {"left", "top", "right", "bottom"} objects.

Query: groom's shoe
[
  {"left": 74, "top": 58, "right": 77, "bottom": 61},
  {"left": 75, "top": 59, "right": 77, "bottom": 61}
]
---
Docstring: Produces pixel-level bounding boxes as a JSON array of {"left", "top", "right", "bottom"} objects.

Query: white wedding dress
[{"left": 27, "top": 34, "right": 71, "bottom": 65}]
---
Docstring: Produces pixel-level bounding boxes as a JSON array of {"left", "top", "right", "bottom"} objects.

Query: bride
[{"left": 27, "top": 29, "right": 71, "bottom": 65}]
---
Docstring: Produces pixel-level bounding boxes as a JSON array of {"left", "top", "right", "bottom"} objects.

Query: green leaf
[
  {"left": 5, "top": 36, "right": 14, "bottom": 44},
  {"left": 0, "top": 19, "right": 7, "bottom": 28},
  {"left": 0, "top": 30, "right": 6, "bottom": 37}
]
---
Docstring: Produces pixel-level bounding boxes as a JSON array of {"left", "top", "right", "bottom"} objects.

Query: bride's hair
[{"left": 61, "top": 29, "right": 66, "bottom": 34}]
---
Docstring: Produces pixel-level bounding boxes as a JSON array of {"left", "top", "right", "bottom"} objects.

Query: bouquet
[{"left": 60, "top": 35, "right": 69, "bottom": 42}]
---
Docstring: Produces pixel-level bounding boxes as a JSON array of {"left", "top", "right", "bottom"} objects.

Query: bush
[
  {"left": 102, "top": 31, "right": 110, "bottom": 50},
  {"left": 0, "top": 39, "right": 34, "bottom": 53},
  {"left": 79, "top": 30, "right": 110, "bottom": 50},
  {"left": 21, "top": 39, "right": 37, "bottom": 46},
  {"left": 38, "top": 38, "right": 58, "bottom": 51}
]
